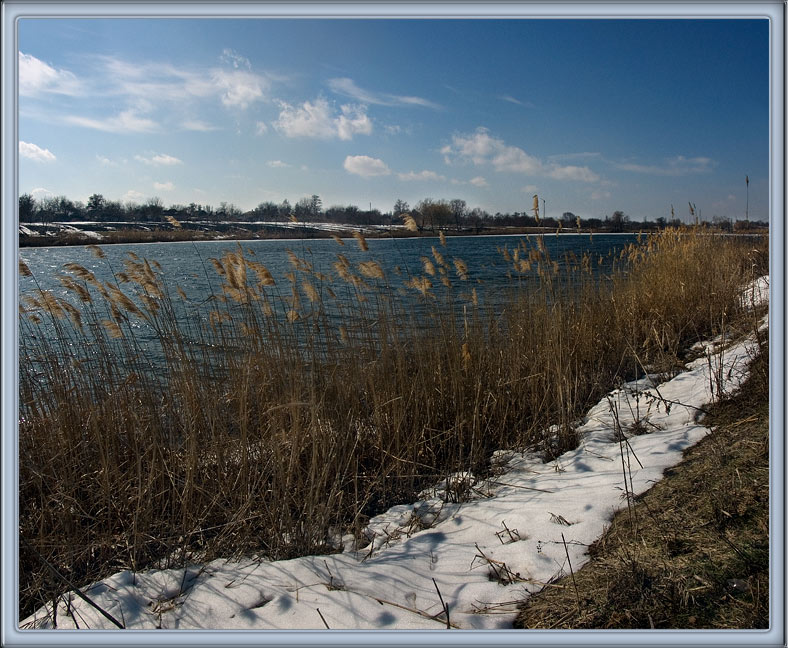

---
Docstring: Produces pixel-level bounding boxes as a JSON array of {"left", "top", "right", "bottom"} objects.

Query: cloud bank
[
  {"left": 343, "top": 155, "right": 391, "bottom": 177},
  {"left": 441, "top": 127, "right": 600, "bottom": 183},
  {"left": 275, "top": 98, "right": 372, "bottom": 140},
  {"left": 19, "top": 141, "right": 56, "bottom": 162}
]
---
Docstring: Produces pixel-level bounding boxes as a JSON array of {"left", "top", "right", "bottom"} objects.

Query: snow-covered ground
[
  {"left": 19, "top": 279, "right": 769, "bottom": 633},
  {"left": 18, "top": 221, "right": 404, "bottom": 239},
  {"left": 19, "top": 222, "right": 102, "bottom": 239},
  {"left": 741, "top": 275, "right": 770, "bottom": 310}
]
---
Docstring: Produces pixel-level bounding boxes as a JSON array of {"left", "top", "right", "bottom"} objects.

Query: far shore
[{"left": 18, "top": 221, "right": 767, "bottom": 248}]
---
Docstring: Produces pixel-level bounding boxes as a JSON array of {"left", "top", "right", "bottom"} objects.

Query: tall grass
[{"left": 18, "top": 227, "right": 767, "bottom": 620}]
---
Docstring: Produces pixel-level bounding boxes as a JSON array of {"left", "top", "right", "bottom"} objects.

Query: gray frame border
[{"left": 2, "top": 2, "right": 784, "bottom": 647}]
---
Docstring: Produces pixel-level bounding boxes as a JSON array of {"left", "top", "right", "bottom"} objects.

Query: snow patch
[{"left": 740, "top": 275, "right": 769, "bottom": 309}]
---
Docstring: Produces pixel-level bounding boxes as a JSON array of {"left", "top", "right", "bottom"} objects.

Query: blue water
[
  {"left": 20, "top": 232, "right": 637, "bottom": 301},
  {"left": 19, "top": 233, "right": 638, "bottom": 382}
]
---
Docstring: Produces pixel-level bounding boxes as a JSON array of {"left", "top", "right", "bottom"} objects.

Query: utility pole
[{"left": 745, "top": 175, "right": 749, "bottom": 225}]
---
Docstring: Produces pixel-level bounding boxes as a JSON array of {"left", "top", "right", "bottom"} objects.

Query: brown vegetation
[{"left": 18, "top": 228, "right": 767, "bottom": 622}]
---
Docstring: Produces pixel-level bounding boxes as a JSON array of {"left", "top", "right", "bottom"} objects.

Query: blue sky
[{"left": 18, "top": 18, "right": 769, "bottom": 222}]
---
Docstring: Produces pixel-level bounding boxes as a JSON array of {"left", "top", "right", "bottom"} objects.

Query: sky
[{"left": 18, "top": 18, "right": 769, "bottom": 222}]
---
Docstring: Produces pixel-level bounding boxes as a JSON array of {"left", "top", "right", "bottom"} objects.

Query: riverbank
[
  {"left": 18, "top": 229, "right": 768, "bottom": 625},
  {"left": 20, "top": 278, "right": 769, "bottom": 630},
  {"left": 18, "top": 219, "right": 767, "bottom": 248},
  {"left": 514, "top": 337, "right": 769, "bottom": 630}
]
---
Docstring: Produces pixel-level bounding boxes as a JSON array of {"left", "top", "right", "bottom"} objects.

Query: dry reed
[{"left": 17, "top": 228, "right": 766, "bottom": 621}]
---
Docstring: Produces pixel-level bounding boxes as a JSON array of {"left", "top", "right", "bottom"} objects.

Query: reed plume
[
  {"left": 87, "top": 244, "right": 106, "bottom": 259},
  {"left": 358, "top": 260, "right": 385, "bottom": 280},
  {"left": 353, "top": 231, "right": 369, "bottom": 252},
  {"left": 402, "top": 213, "right": 419, "bottom": 232}
]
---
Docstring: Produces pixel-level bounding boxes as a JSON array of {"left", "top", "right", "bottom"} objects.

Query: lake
[
  {"left": 19, "top": 233, "right": 639, "bottom": 381},
  {"left": 20, "top": 232, "right": 638, "bottom": 296}
]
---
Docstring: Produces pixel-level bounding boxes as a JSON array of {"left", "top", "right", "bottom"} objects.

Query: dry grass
[
  {"left": 18, "top": 228, "right": 767, "bottom": 621},
  {"left": 514, "top": 340, "right": 769, "bottom": 629}
]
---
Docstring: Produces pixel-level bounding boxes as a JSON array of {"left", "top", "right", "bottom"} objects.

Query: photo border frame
[{"left": 2, "top": 2, "right": 784, "bottom": 646}]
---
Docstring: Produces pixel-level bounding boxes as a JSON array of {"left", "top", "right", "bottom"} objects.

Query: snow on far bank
[
  {"left": 19, "top": 223, "right": 103, "bottom": 239},
  {"left": 20, "top": 278, "right": 768, "bottom": 633},
  {"left": 226, "top": 221, "right": 404, "bottom": 235},
  {"left": 19, "top": 220, "right": 399, "bottom": 241}
]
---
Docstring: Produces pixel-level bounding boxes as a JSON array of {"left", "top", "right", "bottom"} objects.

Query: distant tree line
[{"left": 18, "top": 192, "right": 767, "bottom": 233}]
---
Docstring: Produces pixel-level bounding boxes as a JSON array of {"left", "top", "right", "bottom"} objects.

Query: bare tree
[
  {"left": 19, "top": 193, "right": 36, "bottom": 223},
  {"left": 393, "top": 198, "right": 409, "bottom": 217},
  {"left": 610, "top": 210, "right": 629, "bottom": 233},
  {"left": 449, "top": 198, "right": 467, "bottom": 231}
]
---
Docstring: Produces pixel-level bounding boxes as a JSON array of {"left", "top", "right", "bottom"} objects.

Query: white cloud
[
  {"left": 97, "top": 57, "right": 213, "bottom": 102},
  {"left": 522, "top": 184, "right": 539, "bottom": 193},
  {"left": 19, "top": 141, "right": 56, "bottom": 162},
  {"left": 152, "top": 153, "right": 181, "bottom": 165},
  {"left": 442, "top": 127, "right": 599, "bottom": 183},
  {"left": 220, "top": 49, "right": 252, "bottom": 70},
  {"left": 25, "top": 52, "right": 275, "bottom": 147},
  {"left": 30, "top": 187, "right": 54, "bottom": 200},
  {"left": 274, "top": 99, "right": 336, "bottom": 139},
  {"left": 135, "top": 153, "right": 183, "bottom": 166},
  {"left": 614, "top": 155, "right": 715, "bottom": 176},
  {"left": 65, "top": 109, "right": 158, "bottom": 133},
  {"left": 548, "top": 151, "right": 601, "bottom": 162},
  {"left": 122, "top": 190, "right": 146, "bottom": 203},
  {"left": 442, "top": 127, "right": 540, "bottom": 173},
  {"left": 398, "top": 169, "right": 445, "bottom": 182},
  {"left": 153, "top": 181, "right": 174, "bottom": 191},
  {"left": 96, "top": 154, "right": 116, "bottom": 166},
  {"left": 469, "top": 176, "right": 488, "bottom": 187},
  {"left": 25, "top": 52, "right": 273, "bottom": 143},
  {"left": 274, "top": 98, "right": 372, "bottom": 140},
  {"left": 343, "top": 155, "right": 391, "bottom": 177},
  {"left": 674, "top": 155, "right": 716, "bottom": 172},
  {"left": 182, "top": 119, "right": 218, "bottom": 132},
  {"left": 591, "top": 190, "right": 611, "bottom": 200},
  {"left": 211, "top": 68, "right": 266, "bottom": 109},
  {"left": 498, "top": 95, "right": 534, "bottom": 108},
  {"left": 336, "top": 105, "right": 373, "bottom": 140},
  {"left": 547, "top": 165, "right": 600, "bottom": 183},
  {"left": 267, "top": 160, "right": 291, "bottom": 168},
  {"left": 255, "top": 121, "right": 268, "bottom": 135},
  {"left": 328, "top": 77, "right": 441, "bottom": 110},
  {"left": 19, "top": 52, "right": 83, "bottom": 96},
  {"left": 493, "top": 146, "right": 544, "bottom": 174},
  {"left": 79, "top": 55, "right": 270, "bottom": 110}
]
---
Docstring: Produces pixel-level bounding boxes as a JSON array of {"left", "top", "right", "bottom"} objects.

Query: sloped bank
[
  {"left": 514, "top": 338, "right": 769, "bottom": 629},
  {"left": 20, "top": 278, "right": 769, "bottom": 632}
]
